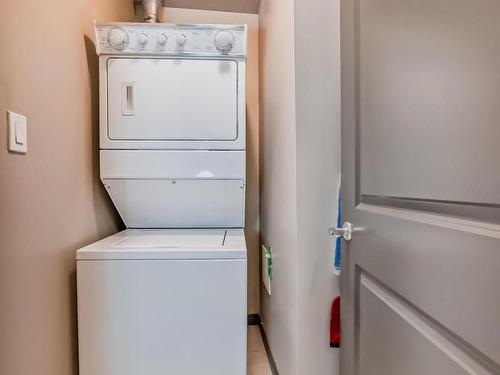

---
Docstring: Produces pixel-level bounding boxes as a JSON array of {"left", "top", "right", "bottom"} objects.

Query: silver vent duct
[{"left": 136, "top": 0, "right": 162, "bottom": 23}]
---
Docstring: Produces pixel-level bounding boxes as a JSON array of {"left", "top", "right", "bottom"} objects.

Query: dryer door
[{"left": 107, "top": 58, "right": 238, "bottom": 141}]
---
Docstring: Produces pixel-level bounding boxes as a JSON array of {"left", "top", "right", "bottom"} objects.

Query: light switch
[{"left": 8, "top": 111, "right": 27, "bottom": 154}]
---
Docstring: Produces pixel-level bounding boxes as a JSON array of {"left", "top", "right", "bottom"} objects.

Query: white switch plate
[{"left": 8, "top": 111, "right": 27, "bottom": 154}]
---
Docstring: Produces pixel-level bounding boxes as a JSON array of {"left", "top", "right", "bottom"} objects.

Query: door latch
[{"left": 329, "top": 221, "right": 361, "bottom": 241}]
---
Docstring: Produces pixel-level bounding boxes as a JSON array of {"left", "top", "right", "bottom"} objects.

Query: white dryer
[
  {"left": 96, "top": 22, "right": 247, "bottom": 228},
  {"left": 77, "top": 22, "right": 248, "bottom": 375}
]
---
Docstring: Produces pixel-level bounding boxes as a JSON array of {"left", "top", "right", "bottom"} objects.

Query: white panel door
[
  {"left": 107, "top": 58, "right": 238, "bottom": 141},
  {"left": 340, "top": 0, "right": 500, "bottom": 374}
]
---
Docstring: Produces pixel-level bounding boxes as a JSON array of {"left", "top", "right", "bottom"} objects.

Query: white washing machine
[
  {"left": 77, "top": 229, "right": 247, "bottom": 375},
  {"left": 77, "top": 22, "right": 248, "bottom": 375}
]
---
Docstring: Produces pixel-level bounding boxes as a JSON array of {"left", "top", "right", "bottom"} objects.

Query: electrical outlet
[{"left": 262, "top": 244, "right": 272, "bottom": 296}]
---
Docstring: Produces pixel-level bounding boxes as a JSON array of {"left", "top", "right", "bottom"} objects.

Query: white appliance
[
  {"left": 77, "top": 22, "right": 248, "bottom": 375},
  {"left": 97, "top": 22, "right": 247, "bottom": 228},
  {"left": 77, "top": 229, "right": 247, "bottom": 375}
]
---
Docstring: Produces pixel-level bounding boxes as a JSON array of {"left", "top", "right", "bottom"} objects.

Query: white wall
[
  {"left": 258, "top": 0, "right": 298, "bottom": 374},
  {"left": 295, "top": 0, "right": 341, "bottom": 373},
  {"left": 164, "top": 0, "right": 260, "bottom": 14},
  {"left": 259, "top": 0, "right": 341, "bottom": 373}
]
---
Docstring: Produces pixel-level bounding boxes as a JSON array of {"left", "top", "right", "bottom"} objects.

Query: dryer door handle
[{"left": 122, "top": 82, "right": 135, "bottom": 116}]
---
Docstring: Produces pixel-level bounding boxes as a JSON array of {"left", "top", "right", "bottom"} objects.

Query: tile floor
[{"left": 248, "top": 326, "right": 273, "bottom": 375}]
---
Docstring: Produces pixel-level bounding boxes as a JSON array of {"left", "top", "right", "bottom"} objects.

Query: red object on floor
[{"left": 330, "top": 296, "right": 341, "bottom": 348}]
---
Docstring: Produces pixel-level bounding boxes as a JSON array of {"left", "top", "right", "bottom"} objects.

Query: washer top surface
[{"left": 76, "top": 229, "right": 246, "bottom": 260}]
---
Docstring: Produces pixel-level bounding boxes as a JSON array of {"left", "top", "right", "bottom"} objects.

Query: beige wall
[
  {"left": 0, "top": 5, "right": 260, "bottom": 374},
  {"left": 258, "top": 0, "right": 299, "bottom": 374},
  {"left": 160, "top": 7, "right": 260, "bottom": 314},
  {"left": 0, "top": 1, "right": 134, "bottom": 375}
]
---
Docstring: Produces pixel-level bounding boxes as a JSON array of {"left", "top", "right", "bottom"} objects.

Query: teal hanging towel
[{"left": 334, "top": 183, "right": 342, "bottom": 274}]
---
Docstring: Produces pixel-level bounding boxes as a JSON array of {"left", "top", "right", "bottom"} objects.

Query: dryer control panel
[{"left": 94, "top": 22, "right": 247, "bottom": 57}]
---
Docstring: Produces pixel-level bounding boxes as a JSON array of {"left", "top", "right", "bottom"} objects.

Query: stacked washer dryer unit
[{"left": 76, "top": 23, "right": 248, "bottom": 375}]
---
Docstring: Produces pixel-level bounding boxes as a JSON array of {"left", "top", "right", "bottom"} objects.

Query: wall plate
[
  {"left": 262, "top": 244, "right": 272, "bottom": 296},
  {"left": 8, "top": 111, "right": 27, "bottom": 154}
]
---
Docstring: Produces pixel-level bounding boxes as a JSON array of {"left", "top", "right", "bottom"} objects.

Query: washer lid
[{"left": 76, "top": 229, "right": 246, "bottom": 260}]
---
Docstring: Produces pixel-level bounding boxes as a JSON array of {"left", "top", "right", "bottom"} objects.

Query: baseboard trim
[
  {"left": 259, "top": 324, "right": 279, "bottom": 375},
  {"left": 247, "top": 313, "right": 262, "bottom": 326}
]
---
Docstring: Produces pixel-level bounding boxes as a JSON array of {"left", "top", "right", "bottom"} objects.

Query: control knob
[
  {"left": 176, "top": 34, "right": 187, "bottom": 47},
  {"left": 157, "top": 33, "right": 168, "bottom": 46},
  {"left": 138, "top": 33, "right": 149, "bottom": 45},
  {"left": 108, "top": 28, "right": 128, "bottom": 49},
  {"left": 215, "top": 31, "right": 235, "bottom": 53}
]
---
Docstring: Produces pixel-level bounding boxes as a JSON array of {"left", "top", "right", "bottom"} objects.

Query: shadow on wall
[
  {"left": 84, "top": 35, "right": 124, "bottom": 231},
  {"left": 245, "top": 106, "right": 260, "bottom": 313},
  {"left": 68, "top": 270, "right": 79, "bottom": 374}
]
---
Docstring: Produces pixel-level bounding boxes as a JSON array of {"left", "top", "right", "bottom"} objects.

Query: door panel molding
[
  {"left": 361, "top": 195, "right": 500, "bottom": 225},
  {"left": 356, "top": 269, "right": 500, "bottom": 374},
  {"left": 357, "top": 203, "right": 500, "bottom": 239},
  {"left": 353, "top": 0, "right": 500, "bottom": 207}
]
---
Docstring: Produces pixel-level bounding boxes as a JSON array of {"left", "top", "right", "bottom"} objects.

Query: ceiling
[{"left": 163, "top": 0, "right": 261, "bottom": 14}]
